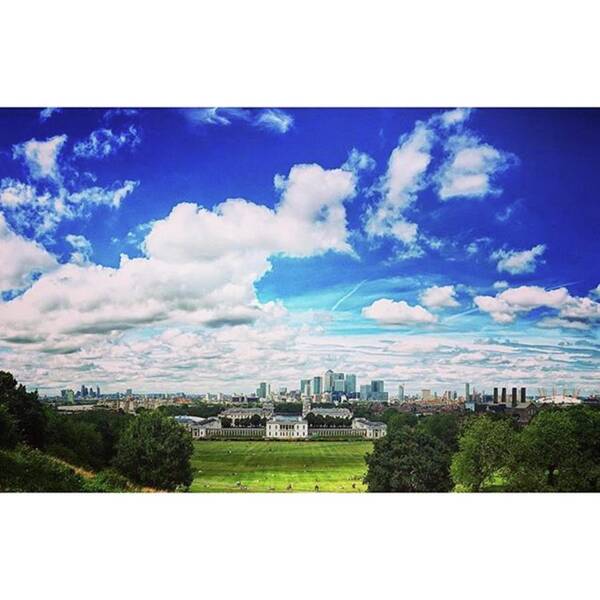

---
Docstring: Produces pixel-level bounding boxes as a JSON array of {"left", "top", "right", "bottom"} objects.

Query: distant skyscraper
[
  {"left": 493, "top": 387, "right": 499, "bottom": 403},
  {"left": 501, "top": 387, "right": 507, "bottom": 404},
  {"left": 422, "top": 389, "right": 432, "bottom": 401},
  {"left": 324, "top": 370, "right": 334, "bottom": 393},
  {"left": 333, "top": 379, "right": 345, "bottom": 393},
  {"left": 511, "top": 387, "right": 518, "bottom": 407},
  {"left": 300, "top": 379, "right": 311, "bottom": 396},
  {"left": 312, "top": 376, "right": 323, "bottom": 395},
  {"left": 465, "top": 383, "right": 470, "bottom": 402},
  {"left": 520, "top": 387, "right": 526, "bottom": 403},
  {"left": 371, "top": 380, "right": 384, "bottom": 393},
  {"left": 398, "top": 384, "right": 405, "bottom": 403},
  {"left": 257, "top": 382, "right": 270, "bottom": 399},
  {"left": 96, "top": 386, "right": 100, "bottom": 398},
  {"left": 345, "top": 374, "right": 356, "bottom": 395},
  {"left": 126, "top": 388, "right": 132, "bottom": 396},
  {"left": 360, "top": 384, "right": 371, "bottom": 401}
]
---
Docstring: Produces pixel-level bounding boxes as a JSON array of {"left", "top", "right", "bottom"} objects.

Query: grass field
[{"left": 190, "top": 440, "right": 373, "bottom": 492}]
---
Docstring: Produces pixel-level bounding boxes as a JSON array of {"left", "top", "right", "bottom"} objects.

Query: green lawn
[{"left": 190, "top": 440, "right": 373, "bottom": 492}]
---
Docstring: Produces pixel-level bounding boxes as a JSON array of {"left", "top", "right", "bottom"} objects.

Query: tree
[
  {"left": 451, "top": 416, "right": 516, "bottom": 492},
  {"left": 114, "top": 411, "right": 193, "bottom": 490},
  {"left": 418, "top": 413, "right": 461, "bottom": 453},
  {"left": 250, "top": 414, "right": 262, "bottom": 428},
  {"left": 0, "top": 405, "right": 18, "bottom": 449},
  {"left": 508, "top": 409, "right": 579, "bottom": 492},
  {"left": 221, "top": 416, "right": 232, "bottom": 428},
  {"left": 364, "top": 427, "right": 453, "bottom": 492},
  {"left": 0, "top": 371, "right": 47, "bottom": 448}
]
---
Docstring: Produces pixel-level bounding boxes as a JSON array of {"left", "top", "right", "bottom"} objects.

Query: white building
[
  {"left": 266, "top": 416, "right": 308, "bottom": 439},
  {"left": 309, "top": 407, "right": 353, "bottom": 419},
  {"left": 352, "top": 418, "right": 387, "bottom": 439},
  {"left": 174, "top": 416, "right": 222, "bottom": 439},
  {"left": 220, "top": 407, "right": 273, "bottom": 424}
]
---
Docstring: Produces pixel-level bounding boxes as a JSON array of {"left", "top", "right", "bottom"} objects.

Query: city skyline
[{"left": 0, "top": 108, "right": 599, "bottom": 395}]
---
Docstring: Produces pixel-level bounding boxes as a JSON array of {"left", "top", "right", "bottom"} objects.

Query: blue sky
[{"left": 0, "top": 107, "right": 598, "bottom": 395}]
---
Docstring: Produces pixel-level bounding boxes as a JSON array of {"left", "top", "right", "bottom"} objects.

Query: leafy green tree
[
  {"left": 221, "top": 416, "right": 232, "bottom": 428},
  {"left": 364, "top": 427, "right": 453, "bottom": 492},
  {"left": 114, "top": 411, "right": 193, "bottom": 490},
  {"left": 418, "top": 413, "right": 461, "bottom": 452},
  {"left": 45, "top": 411, "right": 105, "bottom": 470},
  {"left": 0, "top": 371, "right": 47, "bottom": 448},
  {"left": 0, "top": 404, "right": 19, "bottom": 449},
  {"left": 508, "top": 409, "right": 579, "bottom": 491},
  {"left": 250, "top": 414, "right": 262, "bottom": 427},
  {"left": 451, "top": 416, "right": 516, "bottom": 491}
]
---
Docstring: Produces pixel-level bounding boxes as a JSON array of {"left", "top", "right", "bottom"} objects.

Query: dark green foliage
[
  {"left": 0, "top": 446, "right": 85, "bottom": 492},
  {"left": 115, "top": 411, "right": 193, "bottom": 490},
  {"left": 46, "top": 411, "right": 105, "bottom": 470},
  {"left": 451, "top": 416, "right": 516, "bottom": 491},
  {"left": 44, "top": 409, "right": 133, "bottom": 471},
  {"left": 306, "top": 414, "right": 352, "bottom": 428},
  {"left": 82, "top": 469, "right": 136, "bottom": 492},
  {"left": 273, "top": 402, "right": 303, "bottom": 414},
  {"left": 158, "top": 403, "right": 222, "bottom": 418},
  {"left": 417, "top": 413, "right": 461, "bottom": 452},
  {"left": 0, "top": 371, "right": 47, "bottom": 448},
  {"left": 365, "top": 427, "right": 453, "bottom": 492},
  {"left": 384, "top": 411, "right": 419, "bottom": 434},
  {"left": 507, "top": 409, "right": 581, "bottom": 492},
  {"left": 0, "top": 404, "right": 19, "bottom": 449}
]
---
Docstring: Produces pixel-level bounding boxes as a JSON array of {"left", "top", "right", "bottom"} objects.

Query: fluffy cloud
[
  {"left": 255, "top": 109, "right": 294, "bottom": 133},
  {"left": 0, "top": 179, "right": 38, "bottom": 207},
  {"left": 0, "top": 213, "right": 57, "bottom": 292},
  {"left": 73, "top": 126, "right": 141, "bottom": 159},
  {"left": 39, "top": 107, "right": 62, "bottom": 122},
  {"left": 365, "top": 122, "right": 432, "bottom": 244},
  {"left": 65, "top": 234, "right": 92, "bottom": 265},
  {"left": 420, "top": 285, "right": 460, "bottom": 309},
  {"left": 13, "top": 135, "right": 67, "bottom": 181},
  {"left": 491, "top": 244, "right": 546, "bottom": 274},
  {"left": 362, "top": 298, "right": 438, "bottom": 326},
  {"left": 474, "top": 285, "right": 600, "bottom": 329},
  {"left": 493, "top": 280, "right": 509, "bottom": 290},
  {"left": 342, "top": 148, "right": 376, "bottom": 174},
  {"left": 0, "top": 162, "right": 356, "bottom": 347},
  {"left": 436, "top": 134, "right": 515, "bottom": 200},
  {"left": 1, "top": 180, "right": 138, "bottom": 239}
]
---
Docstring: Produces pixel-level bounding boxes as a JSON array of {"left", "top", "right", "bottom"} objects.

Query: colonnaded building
[{"left": 174, "top": 411, "right": 387, "bottom": 440}]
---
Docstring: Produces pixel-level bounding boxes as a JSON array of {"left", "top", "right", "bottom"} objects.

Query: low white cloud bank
[
  {"left": 362, "top": 298, "right": 438, "bottom": 325},
  {"left": 491, "top": 244, "right": 546, "bottom": 274},
  {"left": 475, "top": 284, "right": 600, "bottom": 329}
]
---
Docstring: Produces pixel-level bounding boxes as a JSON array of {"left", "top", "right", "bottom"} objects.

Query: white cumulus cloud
[
  {"left": 437, "top": 134, "right": 515, "bottom": 200},
  {"left": 362, "top": 298, "right": 438, "bottom": 326},
  {"left": 420, "top": 285, "right": 460, "bottom": 309},
  {"left": 0, "top": 213, "right": 57, "bottom": 292},
  {"left": 491, "top": 244, "right": 546, "bottom": 274}
]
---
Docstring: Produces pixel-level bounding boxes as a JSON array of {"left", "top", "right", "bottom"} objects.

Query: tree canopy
[
  {"left": 115, "top": 411, "right": 193, "bottom": 490},
  {"left": 364, "top": 427, "right": 453, "bottom": 492}
]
